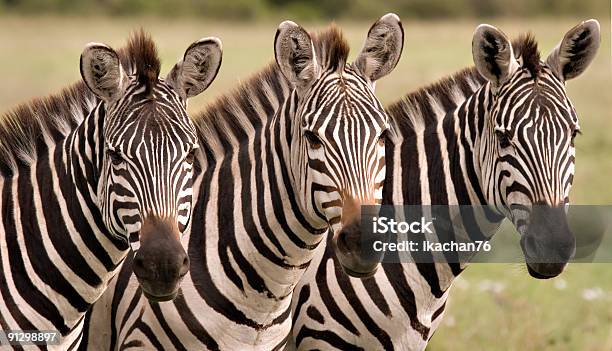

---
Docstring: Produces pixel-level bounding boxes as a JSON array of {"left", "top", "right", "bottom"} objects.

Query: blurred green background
[
  {"left": 0, "top": 0, "right": 608, "bottom": 20},
  {"left": 0, "top": 1, "right": 611, "bottom": 350}
]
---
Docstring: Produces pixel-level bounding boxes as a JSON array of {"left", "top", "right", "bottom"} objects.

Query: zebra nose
[
  {"left": 332, "top": 219, "right": 382, "bottom": 278},
  {"left": 520, "top": 204, "right": 575, "bottom": 279},
  {"left": 132, "top": 217, "right": 189, "bottom": 301},
  {"left": 331, "top": 195, "right": 382, "bottom": 278},
  {"left": 133, "top": 248, "right": 189, "bottom": 281}
]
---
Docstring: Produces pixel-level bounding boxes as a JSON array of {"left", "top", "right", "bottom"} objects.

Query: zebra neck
[
  {"left": 190, "top": 69, "right": 325, "bottom": 313},
  {"left": 387, "top": 69, "right": 500, "bottom": 208},
  {"left": 195, "top": 67, "right": 325, "bottom": 236},
  {"left": 386, "top": 71, "right": 505, "bottom": 291},
  {"left": 447, "top": 87, "right": 494, "bottom": 205},
  {"left": 61, "top": 103, "right": 130, "bottom": 324},
  {"left": 0, "top": 102, "right": 128, "bottom": 335},
  {"left": 436, "top": 83, "right": 506, "bottom": 287},
  {"left": 279, "top": 92, "right": 328, "bottom": 230}
]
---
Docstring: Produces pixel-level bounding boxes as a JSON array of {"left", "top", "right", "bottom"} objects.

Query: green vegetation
[
  {"left": 0, "top": 0, "right": 608, "bottom": 20},
  {"left": 0, "top": 15, "right": 610, "bottom": 350}
]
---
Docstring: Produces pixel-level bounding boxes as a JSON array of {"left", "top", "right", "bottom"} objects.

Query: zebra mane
[
  {"left": 312, "top": 24, "right": 350, "bottom": 72},
  {"left": 192, "top": 62, "right": 289, "bottom": 153},
  {"left": 193, "top": 25, "right": 348, "bottom": 153},
  {"left": 387, "top": 34, "right": 541, "bottom": 133},
  {"left": 117, "top": 29, "right": 161, "bottom": 94},
  {"left": 387, "top": 67, "right": 486, "bottom": 132},
  {"left": 0, "top": 81, "right": 98, "bottom": 176},
  {"left": 512, "top": 33, "right": 541, "bottom": 78},
  {"left": 0, "top": 30, "right": 161, "bottom": 177}
]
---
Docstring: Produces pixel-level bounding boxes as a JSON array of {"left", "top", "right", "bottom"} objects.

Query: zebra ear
[
  {"left": 80, "top": 43, "right": 128, "bottom": 101},
  {"left": 472, "top": 24, "right": 518, "bottom": 86},
  {"left": 166, "top": 37, "right": 223, "bottom": 99},
  {"left": 546, "top": 19, "right": 600, "bottom": 82},
  {"left": 274, "top": 20, "right": 319, "bottom": 90},
  {"left": 354, "top": 13, "right": 404, "bottom": 82}
]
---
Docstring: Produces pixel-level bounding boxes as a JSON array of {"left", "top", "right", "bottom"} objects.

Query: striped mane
[
  {"left": 0, "top": 30, "right": 160, "bottom": 176},
  {"left": 118, "top": 29, "right": 161, "bottom": 94},
  {"left": 386, "top": 67, "right": 486, "bottom": 132},
  {"left": 512, "top": 33, "right": 540, "bottom": 78},
  {"left": 0, "top": 82, "right": 97, "bottom": 176},
  {"left": 387, "top": 34, "right": 539, "bottom": 132},
  {"left": 193, "top": 25, "right": 349, "bottom": 153},
  {"left": 314, "top": 24, "right": 350, "bottom": 72}
]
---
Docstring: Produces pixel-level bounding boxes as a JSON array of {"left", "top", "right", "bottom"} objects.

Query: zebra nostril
[
  {"left": 179, "top": 255, "right": 190, "bottom": 278},
  {"left": 133, "top": 255, "right": 147, "bottom": 278},
  {"left": 522, "top": 235, "right": 537, "bottom": 258}
]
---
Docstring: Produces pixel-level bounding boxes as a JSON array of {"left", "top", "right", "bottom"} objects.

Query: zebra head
[
  {"left": 275, "top": 14, "right": 404, "bottom": 277},
  {"left": 472, "top": 20, "right": 600, "bottom": 278},
  {"left": 80, "top": 32, "right": 222, "bottom": 300}
]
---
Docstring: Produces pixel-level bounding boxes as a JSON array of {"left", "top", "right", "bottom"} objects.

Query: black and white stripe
[
  {"left": 83, "top": 15, "right": 405, "bottom": 350},
  {"left": 0, "top": 31, "right": 221, "bottom": 349},
  {"left": 290, "top": 20, "right": 600, "bottom": 350}
]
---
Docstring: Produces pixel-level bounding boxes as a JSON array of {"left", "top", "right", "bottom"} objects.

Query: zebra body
[
  {"left": 290, "top": 20, "right": 601, "bottom": 350},
  {"left": 0, "top": 32, "right": 222, "bottom": 349},
  {"left": 0, "top": 85, "right": 112, "bottom": 350},
  {"left": 84, "top": 15, "right": 405, "bottom": 350}
]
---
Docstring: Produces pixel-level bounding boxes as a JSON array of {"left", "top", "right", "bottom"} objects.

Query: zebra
[
  {"left": 0, "top": 30, "right": 222, "bottom": 349},
  {"left": 290, "top": 19, "right": 601, "bottom": 350},
  {"left": 82, "top": 14, "right": 405, "bottom": 350}
]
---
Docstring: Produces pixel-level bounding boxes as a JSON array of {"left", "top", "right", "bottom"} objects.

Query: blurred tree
[
  {"left": 0, "top": 0, "right": 607, "bottom": 19},
  {"left": 267, "top": 0, "right": 350, "bottom": 18}
]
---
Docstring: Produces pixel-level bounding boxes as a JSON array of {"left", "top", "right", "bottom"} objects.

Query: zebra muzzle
[
  {"left": 131, "top": 217, "right": 190, "bottom": 301},
  {"left": 332, "top": 197, "right": 383, "bottom": 278},
  {"left": 333, "top": 221, "right": 382, "bottom": 278},
  {"left": 519, "top": 205, "right": 575, "bottom": 279}
]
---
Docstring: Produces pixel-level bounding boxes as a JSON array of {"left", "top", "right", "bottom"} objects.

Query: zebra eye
[
  {"left": 571, "top": 129, "right": 581, "bottom": 146},
  {"left": 185, "top": 149, "right": 196, "bottom": 165},
  {"left": 495, "top": 130, "right": 512, "bottom": 148},
  {"left": 304, "top": 130, "right": 322, "bottom": 149},
  {"left": 378, "top": 130, "right": 389, "bottom": 146},
  {"left": 107, "top": 149, "right": 124, "bottom": 166}
]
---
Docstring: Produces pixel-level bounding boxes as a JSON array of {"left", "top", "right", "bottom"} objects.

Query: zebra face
[
  {"left": 80, "top": 33, "right": 222, "bottom": 300},
  {"left": 296, "top": 68, "right": 389, "bottom": 222},
  {"left": 472, "top": 21, "right": 600, "bottom": 278},
  {"left": 100, "top": 80, "right": 199, "bottom": 237},
  {"left": 275, "top": 14, "right": 404, "bottom": 277}
]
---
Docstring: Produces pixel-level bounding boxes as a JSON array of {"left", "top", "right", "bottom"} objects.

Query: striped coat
[
  {"left": 290, "top": 20, "right": 601, "bottom": 350},
  {"left": 0, "top": 31, "right": 222, "bottom": 349},
  {"left": 83, "top": 15, "right": 405, "bottom": 350}
]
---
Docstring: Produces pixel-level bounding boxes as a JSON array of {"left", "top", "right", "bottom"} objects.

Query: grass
[
  {"left": 0, "top": 15, "right": 610, "bottom": 350},
  {"left": 432, "top": 263, "right": 612, "bottom": 351}
]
